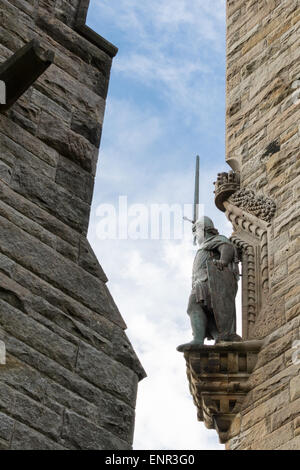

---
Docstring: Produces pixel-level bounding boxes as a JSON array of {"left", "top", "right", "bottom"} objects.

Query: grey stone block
[
  {"left": 0, "top": 354, "right": 46, "bottom": 402},
  {"left": 56, "top": 236, "right": 78, "bottom": 263},
  {"left": 37, "top": 110, "right": 98, "bottom": 174},
  {"left": 0, "top": 381, "right": 16, "bottom": 415},
  {"left": 10, "top": 162, "right": 90, "bottom": 233},
  {"left": 44, "top": 380, "right": 135, "bottom": 442},
  {"left": 13, "top": 392, "right": 62, "bottom": 440},
  {"left": 0, "top": 411, "right": 14, "bottom": 442},
  {"left": 0, "top": 199, "right": 57, "bottom": 250},
  {"left": 31, "top": 88, "right": 71, "bottom": 124},
  {"left": 76, "top": 342, "right": 139, "bottom": 406},
  {"left": 1, "top": 334, "right": 127, "bottom": 413},
  {"left": 11, "top": 422, "right": 65, "bottom": 450},
  {"left": 0, "top": 299, "right": 78, "bottom": 370},
  {"left": 55, "top": 155, "right": 94, "bottom": 204},
  {"left": 61, "top": 410, "right": 130, "bottom": 450},
  {"left": 1, "top": 114, "right": 58, "bottom": 168},
  {"left": 0, "top": 180, "right": 79, "bottom": 247},
  {"left": 71, "top": 109, "right": 102, "bottom": 146},
  {"left": 0, "top": 130, "right": 56, "bottom": 180},
  {"left": 0, "top": 160, "right": 12, "bottom": 184},
  {"left": 78, "top": 237, "right": 108, "bottom": 281}
]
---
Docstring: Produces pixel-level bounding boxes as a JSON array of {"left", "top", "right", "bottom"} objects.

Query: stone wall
[
  {"left": 225, "top": 0, "right": 300, "bottom": 449},
  {"left": 0, "top": 0, "right": 145, "bottom": 449}
]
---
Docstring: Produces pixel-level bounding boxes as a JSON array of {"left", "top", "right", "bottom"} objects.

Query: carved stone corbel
[
  {"left": 177, "top": 341, "right": 263, "bottom": 443},
  {"left": 0, "top": 40, "right": 54, "bottom": 112}
]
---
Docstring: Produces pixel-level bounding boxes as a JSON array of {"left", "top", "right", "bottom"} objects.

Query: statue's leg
[
  {"left": 187, "top": 294, "right": 207, "bottom": 345},
  {"left": 206, "top": 311, "right": 219, "bottom": 341}
]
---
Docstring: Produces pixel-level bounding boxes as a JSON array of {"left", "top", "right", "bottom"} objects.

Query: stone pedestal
[{"left": 177, "top": 340, "right": 263, "bottom": 443}]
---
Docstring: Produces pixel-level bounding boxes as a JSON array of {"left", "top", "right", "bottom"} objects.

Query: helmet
[{"left": 192, "top": 216, "right": 215, "bottom": 233}]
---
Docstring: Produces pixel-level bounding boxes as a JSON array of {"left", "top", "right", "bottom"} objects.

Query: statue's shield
[{"left": 207, "top": 260, "right": 237, "bottom": 335}]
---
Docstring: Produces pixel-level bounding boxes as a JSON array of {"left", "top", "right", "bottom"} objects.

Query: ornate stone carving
[
  {"left": 177, "top": 340, "right": 263, "bottom": 443},
  {"left": 224, "top": 201, "right": 271, "bottom": 338},
  {"left": 213, "top": 171, "right": 276, "bottom": 339},
  {"left": 214, "top": 171, "right": 240, "bottom": 212},
  {"left": 229, "top": 189, "right": 276, "bottom": 222}
]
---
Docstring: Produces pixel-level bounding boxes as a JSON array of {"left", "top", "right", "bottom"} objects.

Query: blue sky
[{"left": 86, "top": 0, "right": 235, "bottom": 450}]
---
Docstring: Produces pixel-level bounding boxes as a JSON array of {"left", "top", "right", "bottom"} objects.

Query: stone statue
[{"left": 187, "top": 216, "right": 241, "bottom": 344}]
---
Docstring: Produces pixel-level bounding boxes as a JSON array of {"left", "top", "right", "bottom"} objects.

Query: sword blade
[{"left": 193, "top": 155, "right": 200, "bottom": 223}]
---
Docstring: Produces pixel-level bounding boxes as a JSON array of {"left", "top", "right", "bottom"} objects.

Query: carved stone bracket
[
  {"left": 177, "top": 340, "right": 263, "bottom": 443},
  {"left": 214, "top": 171, "right": 240, "bottom": 212},
  {"left": 0, "top": 40, "right": 54, "bottom": 112}
]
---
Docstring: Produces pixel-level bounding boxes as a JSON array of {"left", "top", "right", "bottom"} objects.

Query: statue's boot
[
  {"left": 188, "top": 311, "right": 207, "bottom": 345},
  {"left": 216, "top": 332, "right": 242, "bottom": 343}
]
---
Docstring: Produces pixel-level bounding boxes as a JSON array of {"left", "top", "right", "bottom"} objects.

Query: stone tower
[
  {"left": 0, "top": 0, "right": 145, "bottom": 449},
  {"left": 179, "top": 0, "right": 300, "bottom": 450}
]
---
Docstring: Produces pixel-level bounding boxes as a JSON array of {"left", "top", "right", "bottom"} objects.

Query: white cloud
[{"left": 90, "top": 0, "right": 226, "bottom": 123}]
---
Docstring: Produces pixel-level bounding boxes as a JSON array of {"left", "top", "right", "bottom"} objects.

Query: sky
[{"left": 86, "top": 0, "right": 240, "bottom": 450}]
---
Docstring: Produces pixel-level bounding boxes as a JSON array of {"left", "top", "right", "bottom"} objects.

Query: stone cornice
[{"left": 75, "top": 0, "right": 118, "bottom": 58}]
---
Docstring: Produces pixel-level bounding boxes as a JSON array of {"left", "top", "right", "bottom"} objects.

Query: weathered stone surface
[
  {"left": 31, "top": 87, "right": 71, "bottom": 124},
  {"left": 71, "top": 108, "right": 102, "bottom": 147},
  {"left": 78, "top": 237, "right": 108, "bottom": 281},
  {"left": 290, "top": 375, "right": 300, "bottom": 402},
  {"left": 224, "top": 0, "right": 300, "bottom": 450},
  {"left": 251, "top": 422, "right": 294, "bottom": 450},
  {"left": 13, "top": 390, "right": 63, "bottom": 439},
  {"left": 0, "top": 180, "right": 79, "bottom": 247},
  {"left": 0, "top": 112, "right": 59, "bottom": 168},
  {"left": 0, "top": 198, "right": 57, "bottom": 250},
  {"left": 0, "top": 411, "right": 14, "bottom": 442},
  {"left": 44, "top": 380, "right": 135, "bottom": 442},
  {"left": 241, "top": 388, "right": 289, "bottom": 432},
  {"left": 277, "top": 436, "right": 300, "bottom": 450},
  {"left": 11, "top": 422, "right": 65, "bottom": 450},
  {"left": 61, "top": 410, "right": 130, "bottom": 450},
  {"left": 0, "top": 299, "right": 78, "bottom": 370},
  {"left": 37, "top": 110, "right": 98, "bottom": 175},
  {"left": 269, "top": 397, "right": 300, "bottom": 433},
  {"left": 55, "top": 155, "right": 94, "bottom": 204},
  {"left": 10, "top": 162, "right": 90, "bottom": 233},
  {"left": 76, "top": 342, "right": 139, "bottom": 406}
]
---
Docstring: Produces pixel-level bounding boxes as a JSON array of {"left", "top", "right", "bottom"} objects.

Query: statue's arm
[{"left": 213, "top": 243, "right": 234, "bottom": 270}]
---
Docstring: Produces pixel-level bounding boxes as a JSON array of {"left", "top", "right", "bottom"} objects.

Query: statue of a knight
[
  {"left": 187, "top": 215, "right": 241, "bottom": 345},
  {"left": 183, "top": 156, "right": 242, "bottom": 345}
]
